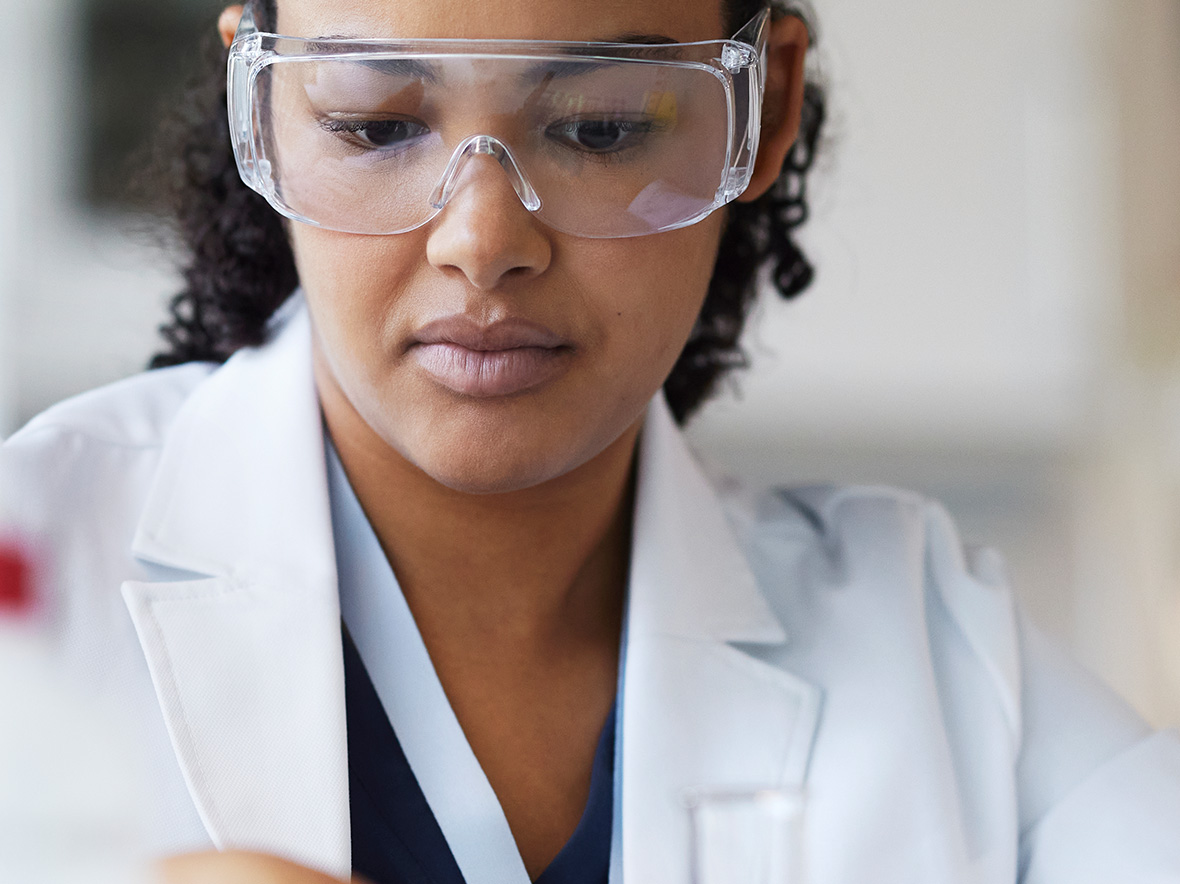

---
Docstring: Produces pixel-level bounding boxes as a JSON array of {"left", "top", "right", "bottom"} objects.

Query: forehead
[{"left": 275, "top": 0, "right": 728, "bottom": 44}]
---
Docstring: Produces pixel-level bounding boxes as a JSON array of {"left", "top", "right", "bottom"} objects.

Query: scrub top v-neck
[{"left": 328, "top": 441, "right": 621, "bottom": 884}]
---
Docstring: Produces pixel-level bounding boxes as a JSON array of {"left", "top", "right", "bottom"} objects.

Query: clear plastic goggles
[{"left": 228, "top": 5, "right": 770, "bottom": 238}]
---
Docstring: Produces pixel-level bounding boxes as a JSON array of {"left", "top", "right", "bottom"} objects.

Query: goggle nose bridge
[{"left": 428, "top": 134, "right": 543, "bottom": 214}]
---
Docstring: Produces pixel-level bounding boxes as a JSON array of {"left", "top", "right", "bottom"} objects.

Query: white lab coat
[{"left": 3, "top": 301, "right": 1180, "bottom": 884}]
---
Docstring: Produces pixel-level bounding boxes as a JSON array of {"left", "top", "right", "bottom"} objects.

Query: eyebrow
[
  {"left": 596, "top": 33, "right": 678, "bottom": 45},
  {"left": 304, "top": 42, "right": 440, "bottom": 81}
]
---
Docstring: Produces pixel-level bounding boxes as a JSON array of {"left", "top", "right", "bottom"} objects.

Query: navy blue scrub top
[{"left": 344, "top": 629, "right": 617, "bottom": 884}]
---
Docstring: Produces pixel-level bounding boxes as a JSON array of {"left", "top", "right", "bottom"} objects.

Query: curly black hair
[{"left": 148, "top": 0, "right": 826, "bottom": 425}]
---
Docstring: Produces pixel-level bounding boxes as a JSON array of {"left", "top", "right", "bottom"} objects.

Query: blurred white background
[{"left": 1, "top": 0, "right": 1178, "bottom": 725}]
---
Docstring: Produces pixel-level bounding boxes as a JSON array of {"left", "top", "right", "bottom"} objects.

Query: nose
[{"left": 425, "top": 143, "right": 552, "bottom": 291}]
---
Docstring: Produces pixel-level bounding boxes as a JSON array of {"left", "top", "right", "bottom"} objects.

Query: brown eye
[
  {"left": 547, "top": 118, "right": 652, "bottom": 154},
  {"left": 323, "top": 118, "right": 430, "bottom": 149}
]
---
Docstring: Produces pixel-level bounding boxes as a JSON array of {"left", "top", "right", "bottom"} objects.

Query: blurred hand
[{"left": 156, "top": 850, "right": 370, "bottom": 884}]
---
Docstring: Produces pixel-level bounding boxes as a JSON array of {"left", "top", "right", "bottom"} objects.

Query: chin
[
  {"left": 386, "top": 393, "right": 609, "bottom": 495},
  {"left": 415, "top": 447, "right": 569, "bottom": 496}
]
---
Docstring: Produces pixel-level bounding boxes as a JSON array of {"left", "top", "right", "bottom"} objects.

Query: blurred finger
[{"left": 155, "top": 849, "right": 356, "bottom": 884}]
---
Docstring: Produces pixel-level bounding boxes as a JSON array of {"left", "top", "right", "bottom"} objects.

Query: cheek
[
  {"left": 290, "top": 225, "right": 415, "bottom": 308},
  {"left": 587, "top": 218, "right": 722, "bottom": 378},
  {"left": 288, "top": 225, "right": 426, "bottom": 370}
]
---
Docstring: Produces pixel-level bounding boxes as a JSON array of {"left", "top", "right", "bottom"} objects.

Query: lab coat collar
[
  {"left": 620, "top": 396, "right": 822, "bottom": 884},
  {"left": 129, "top": 299, "right": 335, "bottom": 590},
  {"left": 121, "top": 300, "right": 351, "bottom": 877},
  {"left": 629, "top": 395, "right": 787, "bottom": 645}
]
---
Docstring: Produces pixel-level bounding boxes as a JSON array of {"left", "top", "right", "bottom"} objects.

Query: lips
[{"left": 410, "top": 316, "right": 572, "bottom": 397}]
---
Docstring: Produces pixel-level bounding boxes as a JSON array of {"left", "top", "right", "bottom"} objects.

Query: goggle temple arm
[
  {"left": 227, "top": 0, "right": 269, "bottom": 194},
  {"left": 732, "top": 7, "right": 772, "bottom": 87},
  {"left": 234, "top": 0, "right": 261, "bottom": 43}
]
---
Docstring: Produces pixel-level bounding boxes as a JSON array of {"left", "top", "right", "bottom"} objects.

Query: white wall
[{"left": 692, "top": 0, "right": 1118, "bottom": 451}]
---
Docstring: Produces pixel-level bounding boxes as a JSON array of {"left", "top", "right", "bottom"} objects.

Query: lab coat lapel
[
  {"left": 620, "top": 398, "right": 822, "bottom": 884},
  {"left": 121, "top": 302, "right": 350, "bottom": 877}
]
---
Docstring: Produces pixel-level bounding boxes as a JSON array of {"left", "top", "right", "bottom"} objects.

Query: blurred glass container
[{"left": 685, "top": 786, "right": 807, "bottom": 884}]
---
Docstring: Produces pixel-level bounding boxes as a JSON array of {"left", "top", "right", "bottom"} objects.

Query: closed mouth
[{"left": 410, "top": 315, "right": 572, "bottom": 397}]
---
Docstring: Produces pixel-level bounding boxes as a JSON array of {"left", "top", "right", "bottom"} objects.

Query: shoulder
[
  {"left": 5, "top": 361, "right": 215, "bottom": 454},
  {"left": 719, "top": 480, "right": 994, "bottom": 612},
  {"left": 1, "top": 363, "right": 220, "bottom": 649},
  {"left": 720, "top": 476, "right": 1180, "bottom": 862},
  {"left": 720, "top": 478, "right": 1023, "bottom": 725},
  {"left": 2, "top": 362, "right": 215, "bottom": 535},
  {"left": 725, "top": 480, "right": 958, "bottom": 545}
]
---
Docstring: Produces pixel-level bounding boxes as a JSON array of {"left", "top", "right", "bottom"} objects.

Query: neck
[{"left": 320, "top": 381, "right": 638, "bottom": 657}]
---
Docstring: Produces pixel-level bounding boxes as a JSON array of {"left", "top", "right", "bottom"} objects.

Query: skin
[
  {"left": 156, "top": 851, "right": 366, "bottom": 884},
  {"left": 177, "top": 2, "right": 808, "bottom": 880}
]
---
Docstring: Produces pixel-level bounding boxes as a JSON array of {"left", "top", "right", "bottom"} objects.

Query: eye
[
  {"left": 321, "top": 118, "right": 430, "bottom": 150},
  {"left": 547, "top": 118, "right": 653, "bottom": 154}
]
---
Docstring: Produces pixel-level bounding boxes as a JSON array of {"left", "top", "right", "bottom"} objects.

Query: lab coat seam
[
  {"left": 634, "top": 629, "right": 785, "bottom": 648},
  {"left": 645, "top": 634, "right": 819, "bottom": 710},
  {"left": 923, "top": 557, "right": 1022, "bottom": 756},
  {"left": 821, "top": 484, "right": 933, "bottom": 518},
  {"left": 775, "top": 681, "right": 825, "bottom": 787},
  {"left": 141, "top": 582, "right": 244, "bottom": 604},
  {"left": 138, "top": 595, "right": 227, "bottom": 847},
  {"left": 1014, "top": 731, "right": 1167, "bottom": 844},
  {"left": 132, "top": 536, "right": 243, "bottom": 584},
  {"left": 769, "top": 487, "right": 827, "bottom": 534},
  {"left": 3, "top": 420, "right": 166, "bottom": 455},
  {"left": 921, "top": 498, "right": 1023, "bottom": 734}
]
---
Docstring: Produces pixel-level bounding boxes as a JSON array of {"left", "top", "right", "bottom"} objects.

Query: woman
[{"left": 3, "top": 0, "right": 1179, "bottom": 881}]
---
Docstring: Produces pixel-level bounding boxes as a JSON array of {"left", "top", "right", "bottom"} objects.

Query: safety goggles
[{"left": 228, "top": 4, "right": 770, "bottom": 238}]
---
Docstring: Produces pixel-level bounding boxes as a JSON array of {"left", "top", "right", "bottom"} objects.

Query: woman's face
[{"left": 281, "top": 0, "right": 732, "bottom": 494}]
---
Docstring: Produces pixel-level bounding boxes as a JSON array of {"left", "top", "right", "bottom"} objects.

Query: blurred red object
[{"left": 0, "top": 541, "right": 32, "bottom": 612}]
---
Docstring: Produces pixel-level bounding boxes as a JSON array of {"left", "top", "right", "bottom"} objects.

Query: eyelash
[
  {"left": 318, "top": 114, "right": 664, "bottom": 164},
  {"left": 320, "top": 118, "right": 430, "bottom": 152},
  {"left": 545, "top": 117, "right": 661, "bottom": 160}
]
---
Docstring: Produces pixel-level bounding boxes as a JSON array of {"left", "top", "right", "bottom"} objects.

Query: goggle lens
[{"left": 230, "top": 14, "right": 769, "bottom": 238}]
